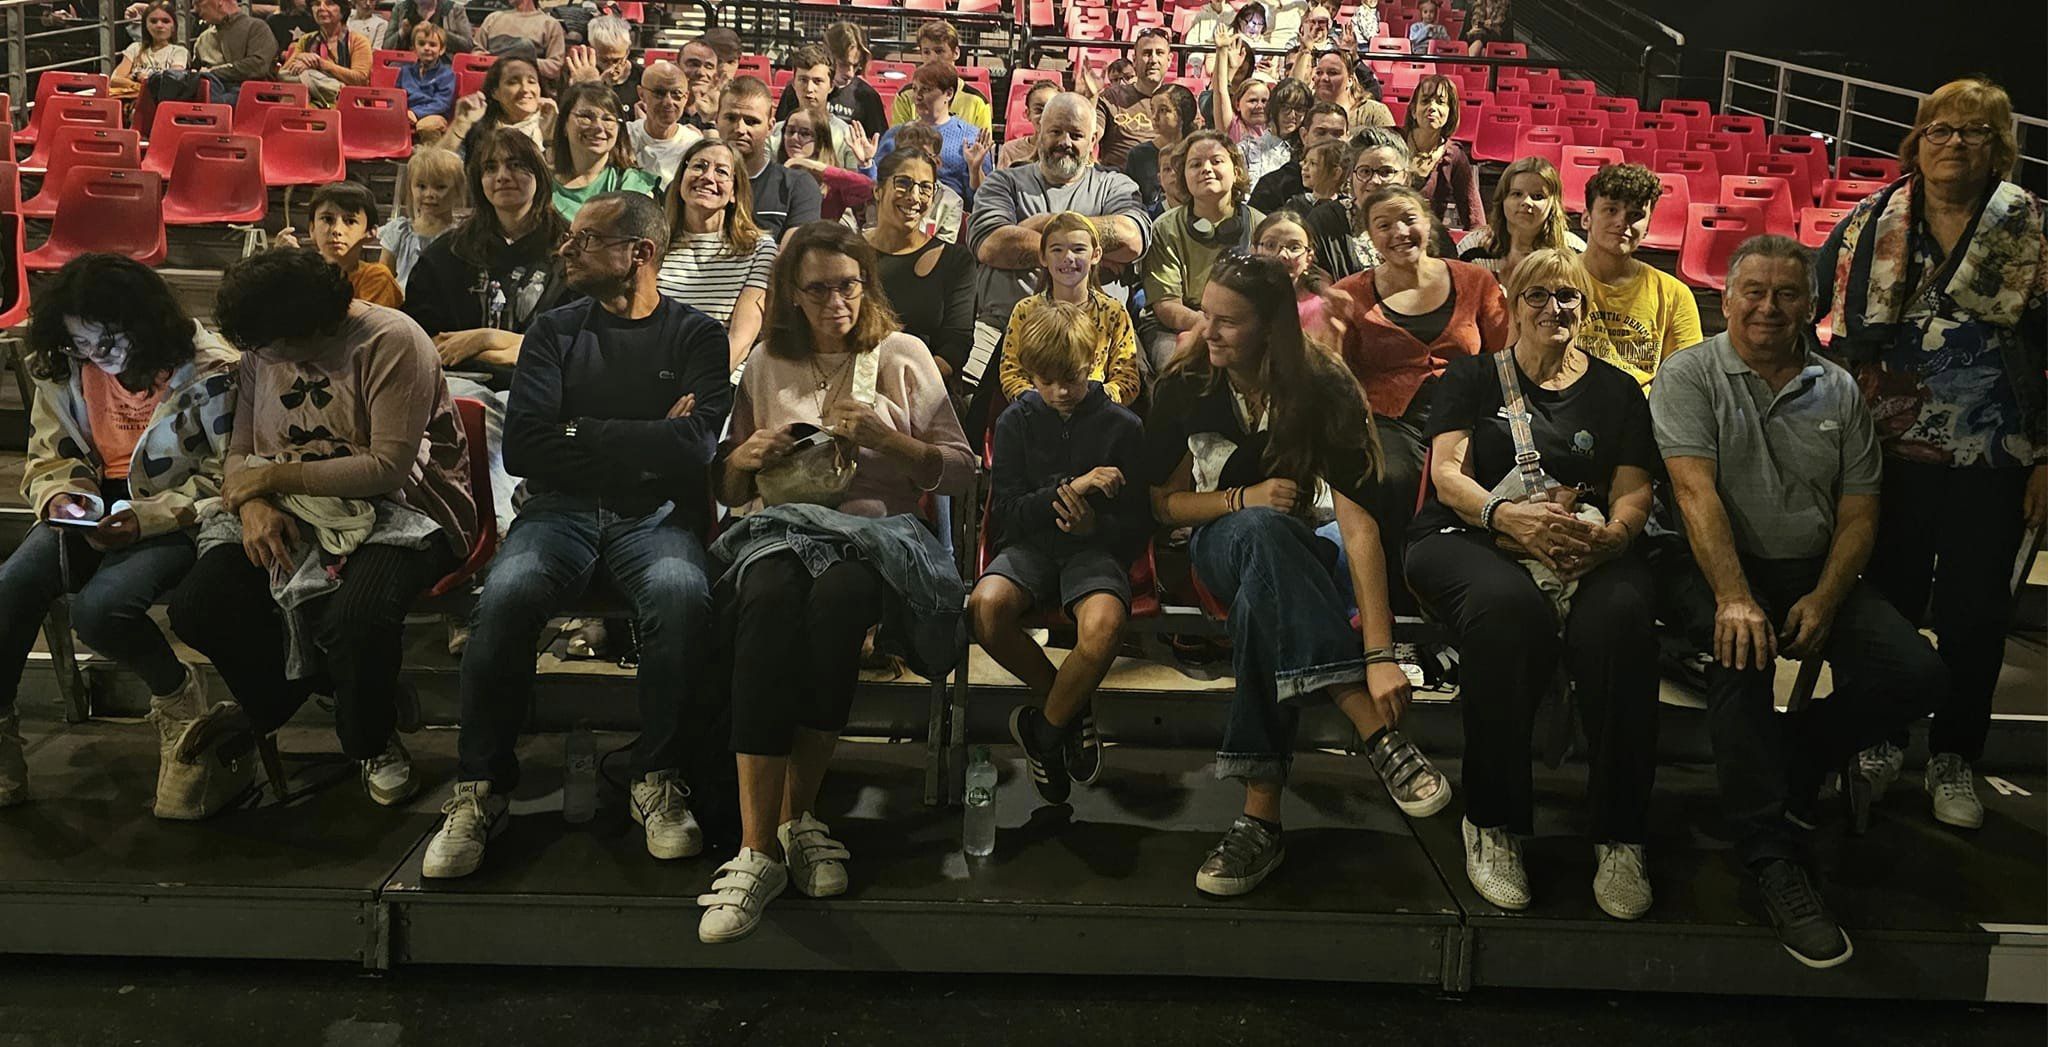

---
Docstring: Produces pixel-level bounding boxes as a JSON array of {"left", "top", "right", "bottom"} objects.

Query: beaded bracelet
[{"left": 1479, "top": 495, "right": 1509, "bottom": 532}]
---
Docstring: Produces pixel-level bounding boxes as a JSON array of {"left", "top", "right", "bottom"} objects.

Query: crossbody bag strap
[
  {"left": 850, "top": 344, "right": 881, "bottom": 407},
  {"left": 1492, "top": 349, "right": 1545, "bottom": 494}
]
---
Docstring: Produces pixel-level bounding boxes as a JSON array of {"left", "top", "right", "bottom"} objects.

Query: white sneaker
[
  {"left": 422, "top": 781, "right": 509, "bottom": 879},
  {"left": 362, "top": 736, "right": 419, "bottom": 807},
  {"left": 1925, "top": 753, "right": 1984, "bottom": 829},
  {"left": 629, "top": 771, "right": 703, "bottom": 859},
  {"left": 778, "top": 811, "right": 851, "bottom": 898},
  {"left": 0, "top": 710, "right": 27, "bottom": 807},
  {"left": 1857, "top": 742, "right": 1905, "bottom": 799},
  {"left": 696, "top": 848, "right": 788, "bottom": 944},
  {"left": 1462, "top": 817, "right": 1530, "bottom": 911},
  {"left": 1592, "top": 842, "right": 1652, "bottom": 920}
]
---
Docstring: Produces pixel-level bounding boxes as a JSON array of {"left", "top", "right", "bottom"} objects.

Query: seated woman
[
  {"left": 404, "top": 129, "right": 570, "bottom": 392},
  {"left": 1282, "top": 139, "right": 1354, "bottom": 280},
  {"left": 1142, "top": 131, "right": 1264, "bottom": 376},
  {"left": 445, "top": 56, "right": 556, "bottom": 157},
  {"left": 1402, "top": 75, "right": 1483, "bottom": 232},
  {"left": 656, "top": 138, "right": 779, "bottom": 373},
  {"left": 1330, "top": 184, "right": 1511, "bottom": 614},
  {"left": 865, "top": 148, "right": 975, "bottom": 384},
  {"left": 167, "top": 249, "right": 475, "bottom": 810},
  {"left": 886, "top": 122, "right": 968, "bottom": 244},
  {"left": 700, "top": 222, "right": 973, "bottom": 945},
  {"left": 998, "top": 211, "right": 1140, "bottom": 407},
  {"left": 278, "top": 0, "right": 372, "bottom": 107},
  {"left": 876, "top": 62, "right": 994, "bottom": 208},
  {"left": 1295, "top": 127, "right": 1429, "bottom": 277},
  {"left": 1146, "top": 253, "right": 1447, "bottom": 898},
  {"left": 110, "top": 1, "right": 190, "bottom": 99},
  {"left": 2, "top": 256, "right": 237, "bottom": 818},
  {"left": 1457, "top": 155, "right": 1586, "bottom": 283},
  {"left": 1405, "top": 249, "right": 1658, "bottom": 919},
  {"left": 779, "top": 102, "right": 878, "bottom": 226},
  {"left": 549, "top": 81, "right": 660, "bottom": 221},
  {"left": 1124, "top": 84, "right": 1199, "bottom": 218}
]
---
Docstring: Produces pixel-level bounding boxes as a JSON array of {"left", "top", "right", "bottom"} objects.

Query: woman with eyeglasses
[
  {"left": 866, "top": 149, "right": 975, "bottom": 384},
  {"left": 779, "top": 103, "right": 878, "bottom": 226},
  {"left": 701, "top": 222, "right": 973, "bottom": 945},
  {"left": 1405, "top": 248, "right": 1659, "bottom": 920},
  {"left": 549, "top": 82, "right": 660, "bottom": 222},
  {"left": 656, "top": 139, "right": 779, "bottom": 374},
  {"left": 876, "top": 62, "right": 994, "bottom": 208},
  {"left": 1816, "top": 76, "right": 2047, "bottom": 830},
  {"left": 2, "top": 255, "right": 237, "bottom": 818}
]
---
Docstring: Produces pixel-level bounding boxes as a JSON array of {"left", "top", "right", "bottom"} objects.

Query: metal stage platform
[{"left": 0, "top": 719, "right": 2040, "bottom": 1002}]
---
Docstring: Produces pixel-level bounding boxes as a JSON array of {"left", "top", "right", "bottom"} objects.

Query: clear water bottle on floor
[
  {"left": 963, "top": 746, "right": 997, "bottom": 857},
  {"left": 563, "top": 722, "right": 597, "bottom": 824}
]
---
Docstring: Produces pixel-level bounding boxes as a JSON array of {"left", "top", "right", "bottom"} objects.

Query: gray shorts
[{"left": 983, "top": 543, "right": 1131, "bottom": 615}]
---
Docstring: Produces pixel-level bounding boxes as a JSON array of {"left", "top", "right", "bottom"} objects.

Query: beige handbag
[{"left": 755, "top": 348, "right": 880, "bottom": 509}]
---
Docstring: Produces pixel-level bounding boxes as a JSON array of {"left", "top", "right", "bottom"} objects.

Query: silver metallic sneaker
[
  {"left": 1924, "top": 753, "right": 1984, "bottom": 829},
  {"left": 1195, "top": 815, "right": 1285, "bottom": 897}
]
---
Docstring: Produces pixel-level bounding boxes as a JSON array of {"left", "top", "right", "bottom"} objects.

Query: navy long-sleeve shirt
[
  {"left": 989, "top": 385, "right": 1150, "bottom": 562},
  {"left": 502, "top": 296, "right": 732, "bottom": 534}
]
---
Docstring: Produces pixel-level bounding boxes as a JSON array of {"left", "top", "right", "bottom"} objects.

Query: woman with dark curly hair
[
  {"left": 167, "top": 248, "right": 476, "bottom": 812},
  {"left": 0, "top": 255, "right": 238, "bottom": 819}
]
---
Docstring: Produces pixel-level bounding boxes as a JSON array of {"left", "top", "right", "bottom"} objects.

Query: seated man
[
  {"left": 718, "top": 76, "right": 824, "bottom": 243},
  {"left": 1651, "top": 235, "right": 1942, "bottom": 970},
  {"left": 422, "top": 192, "right": 733, "bottom": 879},
  {"left": 196, "top": 0, "right": 279, "bottom": 106}
]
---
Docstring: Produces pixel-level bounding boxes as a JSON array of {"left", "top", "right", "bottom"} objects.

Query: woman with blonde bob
[
  {"left": 1406, "top": 248, "right": 1661, "bottom": 920},
  {"left": 1458, "top": 155, "right": 1586, "bottom": 283}
]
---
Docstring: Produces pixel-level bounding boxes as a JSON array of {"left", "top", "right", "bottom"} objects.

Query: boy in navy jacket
[
  {"left": 968, "top": 301, "right": 1148, "bottom": 804},
  {"left": 399, "top": 20, "right": 456, "bottom": 142}
]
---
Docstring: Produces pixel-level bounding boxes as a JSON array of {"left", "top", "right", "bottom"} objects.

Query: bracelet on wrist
[
  {"left": 1479, "top": 495, "right": 1509, "bottom": 532},
  {"left": 1363, "top": 646, "right": 1399, "bottom": 666}
]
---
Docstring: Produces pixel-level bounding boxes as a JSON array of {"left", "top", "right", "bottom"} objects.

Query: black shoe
[
  {"left": 1754, "top": 859, "right": 1854, "bottom": 968},
  {"left": 1064, "top": 708, "right": 1102, "bottom": 787},
  {"left": 1008, "top": 706, "right": 1070, "bottom": 805},
  {"left": 1195, "top": 816, "right": 1284, "bottom": 897}
]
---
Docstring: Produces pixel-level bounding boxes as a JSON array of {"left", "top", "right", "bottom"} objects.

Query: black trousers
[
  {"left": 1867, "top": 458, "right": 2030, "bottom": 762},
  {"left": 1370, "top": 408, "right": 1430, "bottom": 618},
  {"left": 1407, "top": 528, "right": 1661, "bottom": 841},
  {"left": 169, "top": 542, "right": 451, "bottom": 760},
  {"left": 728, "top": 551, "right": 887, "bottom": 757}
]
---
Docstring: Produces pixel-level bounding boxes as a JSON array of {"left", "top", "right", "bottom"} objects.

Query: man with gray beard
[{"left": 967, "top": 93, "right": 1152, "bottom": 399}]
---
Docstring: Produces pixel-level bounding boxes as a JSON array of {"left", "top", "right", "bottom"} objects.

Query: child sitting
[
  {"left": 399, "top": 20, "right": 456, "bottom": 143},
  {"left": 379, "top": 147, "right": 465, "bottom": 288},
  {"left": 275, "top": 181, "right": 403, "bottom": 307},
  {"left": 997, "top": 212, "right": 1141, "bottom": 407},
  {"left": 968, "top": 301, "right": 1149, "bottom": 803}
]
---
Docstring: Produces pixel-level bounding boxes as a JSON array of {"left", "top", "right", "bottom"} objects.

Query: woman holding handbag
[
  {"left": 701, "top": 222, "right": 974, "bottom": 946},
  {"left": 1404, "top": 249, "right": 1661, "bottom": 921}
]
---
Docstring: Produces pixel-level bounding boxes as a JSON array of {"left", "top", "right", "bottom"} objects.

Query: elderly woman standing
[{"left": 1818, "top": 77, "right": 2047, "bottom": 831}]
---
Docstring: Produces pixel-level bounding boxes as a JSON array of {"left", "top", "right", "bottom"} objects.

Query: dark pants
[
  {"left": 728, "top": 551, "right": 887, "bottom": 757},
  {"left": 1669, "top": 556, "right": 1942, "bottom": 866},
  {"left": 1406, "top": 528, "right": 1661, "bottom": 840},
  {"left": 456, "top": 496, "right": 714, "bottom": 789},
  {"left": 1867, "top": 459, "right": 2030, "bottom": 762},
  {"left": 1370, "top": 403, "right": 1431, "bottom": 618},
  {"left": 168, "top": 541, "right": 451, "bottom": 760},
  {"left": 0, "top": 525, "right": 193, "bottom": 707}
]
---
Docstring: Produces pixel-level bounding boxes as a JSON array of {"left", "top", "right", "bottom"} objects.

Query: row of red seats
[
  {"left": 10, "top": 74, "right": 412, "bottom": 169},
  {"left": 369, "top": 48, "right": 498, "bottom": 98}
]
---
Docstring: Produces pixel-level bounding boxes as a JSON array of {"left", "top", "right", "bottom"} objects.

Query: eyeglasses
[
  {"left": 1518, "top": 286, "right": 1585, "bottom": 310},
  {"left": 1353, "top": 165, "right": 1403, "bottom": 181},
  {"left": 1257, "top": 242, "right": 1309, "bottom": 259},
  {"left": 783, "top": 124, "right": 816, "bottom": 140},
  {"left": 644, "top": 86, "right": 688, "bottom": 101},
  {"left": 797, "top": 278, "right": 866, "bottom": 304},
  {"left": 889, "top": 176, "right": 937, "bottom": 197},
  {"left": 683, "top": 159, "right": 733, "bottom": 181},
  {"left": 1920, "top": 123, "right": 1995, "bottom": 146},
  {"left": 560, "top": 230, "right": 642, "bottom": 254}
]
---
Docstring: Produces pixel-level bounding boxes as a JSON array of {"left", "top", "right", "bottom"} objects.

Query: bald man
[{"left": 628, "top": 60, "right": 703, "bottom": 189}]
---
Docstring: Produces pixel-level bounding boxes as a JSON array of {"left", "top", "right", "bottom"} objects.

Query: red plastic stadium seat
[
  {"left": 0, "top": 161, "right": 17, "bottom": 214},
  {"left": 1709, "top": 114, "right": 1765, "bottom": 160},
  {"left": 1483, "top": 41, "right": 1527, "bottom": 59},
  {"left": 1560, "top": 146, "right": 1624, "bottom": 214},
  {"left": 641, "top": 48, "right": 678, "bottom": 66},
  {"left": 19, "top": 127, "right": 142, "bottom": 219},
  {"left": 234, "top": 80, "right": 311, "bottom": 139},
  {"left": 1767, "top": 134, "right": 1830, "bottom": 199},
  {"left": 1635, "top": 111, "right": 1689, "bottom": 151},
  {"left": 1641, "top": 171, "right": 1691, "bottom": 251},
  {"left": 1798, "top": 206, "right": 1852, "bottom": 249},
  {"left": 1588, "top": 95, "right": 1639, "bottom": 124},
  {"left": 338, "top": 86, "right": 414, "bottom": 162},
  {"left": 1601, "top": 127, "right": 1657, "bottom": 166},
  {"left": 1720, "top": 174, "right": 1796, "bottom": 238},
  {"left": 453, "top": 52, "right": 496, "bottom": 78},
  {"left": 16, "top": 71, "right": 110, "bottom": 148},
  {"left": 423, "top": 398, "right": 500, "bottom": 598},
  {"left": 1429, "top": 38, "right": 1465, "bottom": 57},
  {"left": 1384, "top": 99, "right": 1408, "bottom": 126},
  {"left": 142, "top": 101, "right": 232, "bottom": 180},
  {"left": 959, "top": 66, "right": 994, "bottom": 103},
  {"left": 1837, "top": 155, "right": 1900, "bottom": 182},
  {"left": 372, "top": 49, "right": 415, "bottom": 89},
  {"left": 1678, "top": 202, "right": 1767, "bottom": 291},
  {"left": 18, "top": 95, "right": 122, "bottom": 173},
  {"left": 1659, "top": 97, "right": 1712, "bottom": 130},
  {"left": 1006, "top": 69, "right": 1064, "bottom": 135},
  {"left": 1557, "top": 109, "right": 1608, "bottom": 146},
  {"left": 162, "top": 133, "right": 268, "bottom": 225},
  {"left": 1525, "top": 93, "right": 1566, "bottom": 119},
  {"left": 261, "top": 107, "right": 347, "bottom": 187},
  {"left": 1653, "top": 148, "right": 1721, "bottom": 207},
  {"left": 1745, "top": 153, "right": 1812, "bottom": 216},
  {"left": 22, "top": 167, "right": 166, "bottom": 270},
  {"left": 1368, "top": 36, "right": 1408, "bottom": 54},
  {"left": 1451, "top": 100, "right": 1484, "bottom": 145},
  {"left": 737, "top": 55, "right": 771, "bottom": 80},
  {"left": 1819, "top": 178, "right": 1887, "bottom": 208},
  {"left": 1470, "top": 104, "right": 1531, "bottom": 163},
  {"left": 1512, "top": 125, "right": 1568, "bottom": 170},
  {"left": 1555, "top": 79, "right": 1596, "bottom": 106},
  {"left": 1684, "top": 130, "right": 1743, "bottom": 168}
]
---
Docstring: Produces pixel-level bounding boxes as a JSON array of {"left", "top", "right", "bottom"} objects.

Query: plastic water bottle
[
  {"left": 963, "top": 746, "right": 997, "bottom": 857},
  {"left": 563, "top": 723, "right": 597, "bottom": 824}
]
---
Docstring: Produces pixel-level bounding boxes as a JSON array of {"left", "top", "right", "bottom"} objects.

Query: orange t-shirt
[
  {"left": 80, "top": 366, "right": 168, "bottom": 481},
  {"left": 349, "top": 261, "right": 405, "bottom": 308}
]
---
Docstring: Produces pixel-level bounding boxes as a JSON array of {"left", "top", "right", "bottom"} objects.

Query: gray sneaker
[
  {"left": 1754, "top": 858, "right": 1853, "bottom": 968},
  {"left": 362, "top": 736, "right": 419, "bottom": 807},
  {"left": 1195, "top": 816, "right": 1284, "bottom": 897},
  {"left": 1924, "top": 753, "right": 1984, "bottom": 829}
]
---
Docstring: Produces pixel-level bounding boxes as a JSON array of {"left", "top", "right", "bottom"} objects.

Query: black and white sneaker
[
  {"left": 1754, "top": 858, "right": 1853, "bottom": 968},
  {"left": 1064, "top": 708, "right": 1103, "bottom": 787},
  {"left": 1195, "top": 816, "right": 1284, "bottom": 896},
  {"left": 1008, "top": 706, "right": 1070, "bottom": 805}
]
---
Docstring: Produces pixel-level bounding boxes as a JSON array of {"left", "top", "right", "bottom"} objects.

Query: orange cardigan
[
  {"left": 1331, "top": 258, "right": 1513, "bottom": 418},
  {"left": 284, "top": 28, "right": 373, "bottom": 88}
]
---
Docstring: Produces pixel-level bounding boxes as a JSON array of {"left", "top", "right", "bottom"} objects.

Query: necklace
[{"left": 808, "top": 351, "right": 853, "bottom": 393}]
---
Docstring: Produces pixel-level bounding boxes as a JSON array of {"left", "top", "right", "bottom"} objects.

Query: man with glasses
[
  {"left": 423, "top": 191, "right": 735, "bottom": 880},
  {"left": 719, "top": 76, "right": 822, "bottom": 242},
  {"left": 627, "top": 61, "right": 702, "bottom": 190},
  {"left": 1652, "top": 235, "right": 1942, "bottom": 969},
  {"left": 565, "top": 15, "right": 641, "bottom": 120}
]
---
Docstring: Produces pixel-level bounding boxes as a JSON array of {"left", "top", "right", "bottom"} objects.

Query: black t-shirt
[
  {"left": 267, "top": 11, "right": 317, "bottom": 51},
  {"left": 1411, "top": 350, "right": 1657, "bottom": 536},
  {"left": 1381, "top": 283, "right": 1457, "bottom": 345},
  {"left": 1142, "top": 371, "right": 1375, "bottom": 510},
  {"left": 778, "top": 77, "right": 889, "bottom": 139},
  {"left": 1125, "top": 142, "right": 1166, "bottom": 217}
]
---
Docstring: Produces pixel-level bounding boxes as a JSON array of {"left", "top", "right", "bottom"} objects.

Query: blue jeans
[
  {"left": 456, "top": 494, "right": 715, "bottom": 789},
  {"left": 0, "top": 524, "right": 194, "bottom": 707},
  {"left": 1189, "top": 508, "right": 1365, "bottom": 784}
]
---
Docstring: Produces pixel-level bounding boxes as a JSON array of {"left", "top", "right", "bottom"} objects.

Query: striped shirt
[{"left": 655, "top": 232, "right": 777, "bottom": 326}]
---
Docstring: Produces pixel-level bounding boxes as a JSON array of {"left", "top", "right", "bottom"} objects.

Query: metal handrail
[{"left": 4, "top": 0, "right": 137, "bottom": 124}]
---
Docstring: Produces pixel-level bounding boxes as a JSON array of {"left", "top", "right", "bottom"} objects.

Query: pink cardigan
[{"left": 1332, "top": 259, "right": 1513, "bottom": 418}]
